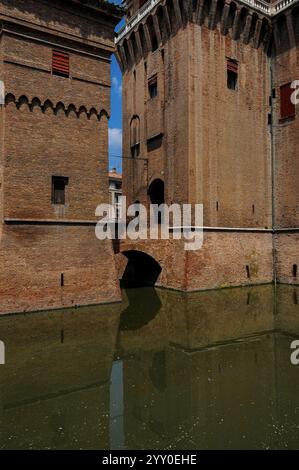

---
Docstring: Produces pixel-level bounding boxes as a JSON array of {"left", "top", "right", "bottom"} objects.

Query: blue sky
[{"left": 109, "top": 0, "right": 124, "bottom": 173}]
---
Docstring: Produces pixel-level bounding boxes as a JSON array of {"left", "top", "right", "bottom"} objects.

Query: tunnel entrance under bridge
[{"left": 120, "top": 250, "right": 162, "bottom": 288}]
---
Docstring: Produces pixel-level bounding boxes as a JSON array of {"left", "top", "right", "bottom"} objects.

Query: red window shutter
[
  {"left": 280, "top": 83, "right": 295, "bottom": 119},
  {"left": 227, "top": 59, "right": 238, "bottom": 73},
  {"left": 52, "top": 51, "right": 70, "bottom": 77}
]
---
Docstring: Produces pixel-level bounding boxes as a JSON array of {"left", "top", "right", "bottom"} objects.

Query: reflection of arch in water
[
  {"left": 119, "top": 287, "right": 162, "bottom": 331},
  {"left": 121, "top": 250, "right": 162, "bottom": 288}
]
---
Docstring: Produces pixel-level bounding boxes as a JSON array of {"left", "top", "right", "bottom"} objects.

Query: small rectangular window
[
  {"left": 131, "top": 144, "right": 140, "bottom": 158},
  {"left": 293, "top": 264, "right": 298, "bottom": 278},
  {"left": 280, "top": 83, "right": 295, "bottom": 120},
  {"left": 227, "top": 59, "right": 238, "bottom": 90},
  {"left": 148, "top": 76, "right": 158, "bottom": 99},
  {"left": 52, "top": 176, "right": 69, "bottom": 205},
  {"left": 52, "top": 50, "right": 70, "bottom": 78}
]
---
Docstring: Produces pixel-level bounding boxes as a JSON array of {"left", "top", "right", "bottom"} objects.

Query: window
[
  {"left": 227, "top": 59, "right": 238, "bottom": 90},
  {"left": 246, "top": 265, "right": 251, "bottom": 279},
  {"left": 148, "top": 179, "right": 165, "bottom": 225},
  {"left": 52, "top": 50, "right": 70, "bottom": 78},
  {"left": 131, "top": 144, "right": 140, "bottom": 158},
  {"left": 147, "top": 134, "right": 163, "bottom": 152},
  {"left": 280, "top": 83, "right": 295, "bottom": 120},
  {"left": 52, "top": 176, "right": 69, "bottom": 205},
  {"left": 148, "top": 76, "right": 158, "bottom": 99}
]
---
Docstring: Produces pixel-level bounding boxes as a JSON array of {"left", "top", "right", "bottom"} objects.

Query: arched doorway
[
  {"left": 121, "top": 250, "right": 162, "bottom": 288},
  {"left": 148, "top": 178, "right": 164, "bottom": 205}
]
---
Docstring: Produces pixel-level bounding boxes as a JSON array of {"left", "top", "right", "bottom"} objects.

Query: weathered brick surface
[
  {"left": 271, "top": 32, "right": 299, "bottom": 284},
  {"left": 117, "top": 231, "right": 273, "bottom": 291},
  {"left": 272, "top": 47, "right": 299, "bottom": 229},
  {"left": 4, "top": 99, "right": 109, "bottom": 221},
  {"left": 275, "top": 233, "right": 299, "bottom": 285},
  {"left": 122, "top": 19, "right": 272, "bottom": 228},
  {"left": 0, "top": 224, "right": 121, "bottom": 314}
]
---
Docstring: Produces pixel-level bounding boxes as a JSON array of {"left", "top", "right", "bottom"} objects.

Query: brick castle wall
[{"left": 0, "top": 0, "right": 122, "bottom": 313}]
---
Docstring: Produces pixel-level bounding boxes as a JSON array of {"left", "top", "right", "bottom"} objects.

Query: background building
[{"left": 109, "top": 168, "right": 123, "bottom": 221}]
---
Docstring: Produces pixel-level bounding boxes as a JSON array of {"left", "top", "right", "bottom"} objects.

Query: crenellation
[
  {"left": 252, "top": 17, "right": 263, "bottom": 47},
  {"left": 116, "top": 0, "right": 276, "bottom": 73},
  {"left": 221, "top": 3, "right": 231, "bottom": 35}
]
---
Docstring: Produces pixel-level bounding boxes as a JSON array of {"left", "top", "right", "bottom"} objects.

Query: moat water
[{"left": 0, "top": 284, "right": 299, "bottom": 450}]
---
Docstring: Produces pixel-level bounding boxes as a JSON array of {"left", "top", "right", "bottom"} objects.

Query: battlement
[{"left": 116, "top": 0, "right": 299, "bottom": 46}]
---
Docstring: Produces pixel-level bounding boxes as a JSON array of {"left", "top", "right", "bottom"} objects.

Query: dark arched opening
[
  {"left": 121, "top": 250, "right": 162, "bottom": 288},
  {"left": 148, "top": 178, "right": 165, "bottom": 205},
  {"left": 148, "top": 179, "right": 165, "bottom": 224},
  {"left": 119, "top": 287, "right": 162, "bottom": 331}
]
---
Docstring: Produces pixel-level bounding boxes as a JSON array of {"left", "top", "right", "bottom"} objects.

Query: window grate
[{"left": 52, "top": 50, "right": 70, "bottom": 77}]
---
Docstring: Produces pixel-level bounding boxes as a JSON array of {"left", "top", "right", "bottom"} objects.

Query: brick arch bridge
[
  {"left": 115, "top": 238, "right": 190, "bottom": 291},
  {"left": 114, "top": 230, "right": 273, "bottom": 292}
]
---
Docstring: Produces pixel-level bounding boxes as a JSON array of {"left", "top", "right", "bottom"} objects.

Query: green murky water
[{"left": 0, "top": 284, "right": 299, "bottom": 450}]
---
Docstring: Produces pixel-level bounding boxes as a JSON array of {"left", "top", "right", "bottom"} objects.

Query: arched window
[
  {"left": 148, "top": 179, "right": 165, "bottom": 224},
  {"left": 148, "top": 178, "right": 165, "bottom": 205}
]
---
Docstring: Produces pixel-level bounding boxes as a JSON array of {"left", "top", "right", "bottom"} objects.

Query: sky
[{"left": 108, "top": 0, "right": 124, "bottom": 173}]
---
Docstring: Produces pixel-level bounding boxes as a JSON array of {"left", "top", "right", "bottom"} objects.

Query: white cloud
[
  {"left": 109, "top": 128, "right": 122, "bottom": 156},
  {"left": 112, "top": 76, "right": 122, "bottom": 96}
]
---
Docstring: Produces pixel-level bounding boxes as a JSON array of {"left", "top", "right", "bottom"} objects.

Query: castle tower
[
  {"left": 116, "top": 0, "right": 299, "bottom": 290},
  {"left": 0, "top": 0, "right": 122, "bottom": 313}
]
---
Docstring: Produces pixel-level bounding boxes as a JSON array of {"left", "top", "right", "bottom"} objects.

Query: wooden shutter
[
  {"left": 52, "top": 51, "right": 70, "bottom": 77},
  {"left": 227, "top": 59, "right": 238, "bottom": 73},
  {"left": 280, "top": 83, "right": 295, "bottom": 120}
]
